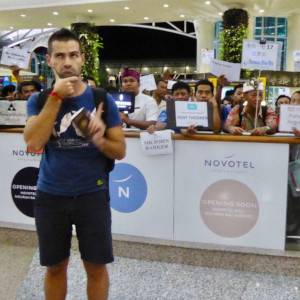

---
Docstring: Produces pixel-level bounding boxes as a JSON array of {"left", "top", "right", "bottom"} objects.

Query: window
[{"left": 254, "top": 17, "right": 288, "bottom": 70}]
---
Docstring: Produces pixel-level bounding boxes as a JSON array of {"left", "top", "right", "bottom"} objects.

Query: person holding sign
[
  {"left": 224, "top": 79, "right": 278, "bottom": 135},
  {"left": 24, "top": 28, "right": 125, "bottom": 300},
  {"left": 193, "top": 79, "right": 221, "bottom": 133},
  {"left": 120, "top": 68, "right": 158, "bottom": 129}
]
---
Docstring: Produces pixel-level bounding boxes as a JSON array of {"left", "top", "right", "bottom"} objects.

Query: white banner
[
  {"left": 174, "top": 141, "right": 288, "bottom": 250},
  {"left": 211, "top": 59, "right": 241, "bottom": 82},
  {"left": 140, "top": 130, "right": 173, "bottom": 156},
  {"left": 175, "top": 101, "right": 208, "bottom": 127},
  {"left": 279, "top": 104, "right": 300, "bottom": 132},
  {"left": 0, "top": 47, "right": 31, "bottom": 69},
  {"left": 242, "top": 39, "right": 282, "bottom": 71}
]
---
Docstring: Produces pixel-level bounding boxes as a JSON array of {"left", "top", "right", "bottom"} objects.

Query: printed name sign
[
  {"left": 175, "top": 101, "right": 208, "bottom": 127},
  {"left": 241, "top": 40, "right": 282, "bottom": 71},
  {"left": 279, "top": 104, "right": 300, "bottom": 132},
  {"left": 1, "top": 47, "right": 31, "bottom": 69},
  {"left": 140, "top": 130, "right": 173, "bottom": 155}
]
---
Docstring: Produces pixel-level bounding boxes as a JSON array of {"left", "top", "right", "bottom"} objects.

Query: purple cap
[{"left": 121, "top": 68, "right": 140, "bottom": 81}]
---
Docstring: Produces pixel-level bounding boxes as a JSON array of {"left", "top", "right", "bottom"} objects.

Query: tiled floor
[{"left": 16, "top": 250, "right": 300, "bottom": 300}]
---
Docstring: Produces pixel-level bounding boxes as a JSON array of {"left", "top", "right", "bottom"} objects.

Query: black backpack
[
  {"left": 36, "top": 87, "right": 115, "bottom": 172},
  {"left": 238, "top": 103, "right": 268, "bottom": 127}
]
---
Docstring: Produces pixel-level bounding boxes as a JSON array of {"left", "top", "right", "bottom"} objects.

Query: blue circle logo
[{"left": 109, "top": 163, "right": 147, "bottom": 213}]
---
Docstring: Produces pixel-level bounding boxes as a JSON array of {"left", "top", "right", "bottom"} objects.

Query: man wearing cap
[
  {"left": 120, "top": 68, "right": 159, "bottom": 130},
  {"left": 224, "top": 79, "right": 278, "bottom": 135}
]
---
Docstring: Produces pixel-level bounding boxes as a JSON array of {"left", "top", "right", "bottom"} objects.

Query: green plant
[
  {"left": 220, "top": 9, "right": 249, "bottom": 63},
  {"left": 71, "top": 23, "right": 103, "bottom": 85}
]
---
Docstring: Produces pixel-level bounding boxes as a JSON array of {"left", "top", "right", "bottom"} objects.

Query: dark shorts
[{"left": 34, "top": 190, "right": 113, "bottom": 266}]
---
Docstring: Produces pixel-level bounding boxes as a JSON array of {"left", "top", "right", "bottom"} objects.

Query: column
[
  {"left": 193, "top": 19, "right": 214, "bottom": 73},
  {"left": 287, "top": 13, "right": 300, "bottom": 71}
]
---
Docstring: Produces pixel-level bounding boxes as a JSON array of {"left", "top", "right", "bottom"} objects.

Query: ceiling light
[
  {"left": 143, "top": 67, "right": 148, "bottom": 71},
  {"left": 52, "top": 11, "right": 59, "bottom": 16},
  {"left": 109, "top": 19, "right": 115, "bottom": 23},
  {"left": 87, "top": 9, "right": 93, "bottom": 13},
  {"left": 144, "top": 17, "right": 149, "bottom": 20},
  {"left": 9, "top": 26, "right": 14, "bottom": 30},
  {"left": 124, "top": 6, "right": 130, "bottom": 10},
  {"left": 20, "top": 14, "right": 26, "bottom": 18},
  {"left": 163, "top": 4, "right": 169, "bottom": 8},
  {"left": 259, "top": 9, "right": 265, "bottom": 13},
  {"left": 218, "top": 12, "right": 223, "bottom": 16},
  {"left": 106, "top": 68, "right": 110, "bottom": 72},
  {"left": 205, "top": 1, "right": 211, "bottom": 4},
  {"left": 179, "top": 14, "right": 185, "bottom": 18},
  {"left": 47, "top": 23, "right": 53, "bottom": 26}
]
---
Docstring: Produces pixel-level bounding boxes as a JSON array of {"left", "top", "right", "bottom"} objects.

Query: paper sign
[
  {"left": 175, "top": 101, "right": 208, "bottom": 127},
  {"left": 293, "top": 50, "right": 300, "bottom": 62},
  {"left": 201, "top": 49, "right": 214, "bottom": 65},
  {"left": 294, "top": 61, "right": 300, "bottom": 72},
  {"left": 211, "top": 59, "right": 241, "bottom": 82},
  {"left": 140, "top": 130, "right": 173, "bottom": 155},
  {"left": 241, "top": 39, "right": 282, "bottom": 71},
  {"left": 0, "top": 100, "right": 27, "bottom": 126},
  {"left": 0, "top": 47, "right": 31, "bottom": 69},
  {"left": 167, "top": 80, "right": 177, "bottom": 89},
  {"left": 140, "top": 74, "right": 157, "bottom": 91},
  {"left": 279, "top": 104, "right": 300, "bottom": 132}
]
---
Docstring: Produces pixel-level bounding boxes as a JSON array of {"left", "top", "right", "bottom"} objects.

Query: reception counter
[{"left": 0, "top": 128, "right": 298, "bottom": 253}]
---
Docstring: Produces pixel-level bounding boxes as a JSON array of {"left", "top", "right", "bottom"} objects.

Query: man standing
[
  {"left": 120, "top": 68, "right": 158, "bottom": 129},
  {"left": 24, "top": 28, "right": 125, "bottom": 300}
]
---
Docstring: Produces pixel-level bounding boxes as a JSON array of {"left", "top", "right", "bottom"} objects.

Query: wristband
[{"left": 50, "top": 91, "right": 63, "bottom": 101}]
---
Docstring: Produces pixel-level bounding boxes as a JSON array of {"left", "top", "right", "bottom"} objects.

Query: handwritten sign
[
  {"left": 0, "top": 47, "right": 31, "bottom": 69},
  {"left": 140, "top": 130, "right": 173, "bottom": 155},
  {"left": 211, "top": 59, "right": 241, "bottom": 82},
  {"left": 241, "top": 40, "right": 282, "bottom": 71},
  {"left": 279, "top": 104, "right": 300, "bottom": 132},
  {"left": 175, "top": 101, "right": 208, "bottom": 127},
  {"left": 140, "top": 74, "right": 157, "bottom": 91}
]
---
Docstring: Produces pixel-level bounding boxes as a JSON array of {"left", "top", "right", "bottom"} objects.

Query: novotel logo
[
  {"left": 12, "top": 150, "right": 42, "bottom": 157},
  {"left": 204, "top": 154, "right": 255, "bottom": 169}
]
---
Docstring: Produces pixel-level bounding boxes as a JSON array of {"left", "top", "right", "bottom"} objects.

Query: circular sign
[
  {"left": 11, "top": 167, "right": 39, "bottom": 218},
  {"left": 200, "top": 179, "right": 259, "bottom": 238},
  {"left": 109, "top": 163, "right": 147, "bottom": 213}
]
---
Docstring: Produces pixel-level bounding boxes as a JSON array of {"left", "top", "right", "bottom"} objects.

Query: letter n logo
[{"left": 118, "top": 186, "right": 129, "bottom": 198}]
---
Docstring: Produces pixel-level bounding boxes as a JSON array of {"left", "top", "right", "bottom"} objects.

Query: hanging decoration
[{"left": 220, "top": 8, "right": 248, "bottom": 63}]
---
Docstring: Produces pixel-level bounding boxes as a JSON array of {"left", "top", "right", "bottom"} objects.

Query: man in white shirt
[{"left": 120, "top": 68, "right": 158, "bottom": 129}]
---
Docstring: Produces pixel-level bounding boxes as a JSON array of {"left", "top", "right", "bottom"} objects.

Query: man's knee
[
  {"left": 84, "top": 261, "right": 108, "bottom": 280},
  {"left": 46, "top": 259, "right": 69, "bottom": 277}
]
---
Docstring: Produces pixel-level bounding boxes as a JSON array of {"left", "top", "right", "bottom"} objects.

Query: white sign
[
  {"left": 279, "top": 104, "right": 300, "bottom": 132},
  {"left": 211, "top": 59, "right": 241, "bottom": 82},
  {"left": 175, "top": 101, "right": 208, "bottom": 127},
  {"left": 294, "top": 61, "right": 300, "bottom": 72},
  {"left": 140, "top": 74, "right": 157, "bottom": 91},
  {"left": 140, "top": 130, "right": 173, "bottom": 155},
  {"left": 0, "top": 47, "right": 31, "bottom": 69},
  {"left": 174, "top": 140, "right": 288, "bottom": 250},
  {"left": 241, "top": 39, "right": 282, "bottom": 71},
  {"left": 0, "top": 100, "right": 27, "bottom": 126},
  {"left": 167, "top": 80, "right": 177, "bottom": 89},
  {"left": 201, "top": 49, "right": 214, "bottom": 65}
]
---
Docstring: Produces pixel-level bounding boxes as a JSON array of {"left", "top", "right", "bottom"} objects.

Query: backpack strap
[{"left": 91, "top": 88, "right": 108, "bottom": 124}]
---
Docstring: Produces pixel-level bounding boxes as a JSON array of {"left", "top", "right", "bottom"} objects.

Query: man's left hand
[{"left": 89, "top": 102, "right": 106, "bottom": 146}]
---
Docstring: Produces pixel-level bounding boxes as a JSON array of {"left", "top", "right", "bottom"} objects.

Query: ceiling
[{"left": 0, "top": 0, "right": 299, "bottom": 30}]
